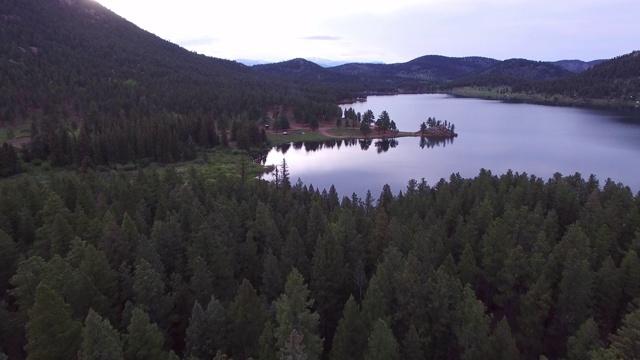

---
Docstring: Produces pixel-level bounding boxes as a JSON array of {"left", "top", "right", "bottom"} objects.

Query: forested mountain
[
  {"left": 443, "top": 59, "right": 576, "bottom": 90},
  {"left": 394, "top": 55, "right": 500, "bottom": 81},
  {"left": 1, "top": 0, "right": 633, "bottom": 177},
  {"left": 0, "top": 167, "right": 639, "bottom": 359},
  {"left": 253, "top": 58, "right": 434, "bottom": 95},
  {"left": 329, "top": 55, "right": 499, "bottom": 83},
  {"left": 442, "top": 51, "right": 640, "bottom": 108},
  {"left": 0, "top": 0, "right": 344, "bottom": 169},
  {"left": 552, "top": 59, "right": 605, "bottom": 73},
  {"left": 0, "top": 0, "right": 340, "bottom": 119},
  {"left": 255, "top": 58, "right": 327, "bottom": 76},
  {"left": 253, "top": 58, "right": 371, "bottom": 94},
  {"left": 476, "top": 59, "right": 574, "bottom": 80},
  {"left": 3, "top": 1, "right": 640, "bottom": 360},
  {"left": 256, "top": 55, "right": 617, "bottom": 100},
  {"left": 514, "top": 51, "right": 640, "bottom": 100}
]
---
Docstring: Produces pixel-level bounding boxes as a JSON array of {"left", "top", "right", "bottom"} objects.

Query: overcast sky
[{"left": 95, "top": 0, "right": 639, "bottom": 64}]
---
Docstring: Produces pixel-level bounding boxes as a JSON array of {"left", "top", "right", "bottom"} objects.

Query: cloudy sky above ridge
[{"left": 95, "top": 0, "right": 639, "bottom": 64}]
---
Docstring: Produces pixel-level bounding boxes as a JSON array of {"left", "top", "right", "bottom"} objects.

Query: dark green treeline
[{"left": 0, "top": 168, "right": 639, "bottom": 359}]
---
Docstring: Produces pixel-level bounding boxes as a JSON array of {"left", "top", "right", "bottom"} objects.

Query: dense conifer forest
[
  {"left": 0, "top": 0, "right": 345, "bottom": 172},
  {"left": 444, "top": 52, "right": 640, "bottom": 104},
  {"left": 0, "top": 168, "right": 639, "bottom": 359},
  {"left": 2, "top": 1, "right": 640, "bottom": 359}
]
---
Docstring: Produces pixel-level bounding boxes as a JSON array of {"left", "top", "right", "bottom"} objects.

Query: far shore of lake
[{"left": 267, "top": 122, "right": 457, "bottom": 147}]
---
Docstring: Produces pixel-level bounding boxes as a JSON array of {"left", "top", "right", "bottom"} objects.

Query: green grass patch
[
  {"left": 0, "top": 125, "right": 31, "bottom": 144},
  {"left": 175, "top": 148, "right": 269, "bottom": 181},
  {"left": 268, "top": 131, "right": 331, "bottom": 145},
  {"left": 327, "top": 128, "right": 366, "bottom": 137}
]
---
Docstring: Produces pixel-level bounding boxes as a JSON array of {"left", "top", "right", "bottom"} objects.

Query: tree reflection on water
[
  {"left": 419, "top": 136, "right": 455, "bottom": 149},
  {"left": 271, "top": 135, "right": 456, "bottom": 157}
]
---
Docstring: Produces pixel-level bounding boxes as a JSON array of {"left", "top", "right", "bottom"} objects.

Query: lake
[{"left": 262, "top": 94, "right": 640, "bottom": 198}]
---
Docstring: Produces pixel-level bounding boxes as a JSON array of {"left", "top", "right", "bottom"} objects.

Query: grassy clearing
[
  {"left": 268, "top": 131, "right": 331, "bottom": 145},
  {"left": 176, "top": 148, "right": 270, "bottom": 181},
  {"left": 0, "top": 126, "right": 31, "bottom": 144},
  {"left": 327, "top": 128, "right": 365, "bottom": 137}
]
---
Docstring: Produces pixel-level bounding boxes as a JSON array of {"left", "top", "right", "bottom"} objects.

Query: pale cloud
[
  {"left": 177, "top": 36, "right": 217, "bottom": 48},
  {"left": 95, "top": 0, "right": 639, "bottom": 63},
  {"left": 300, "top": 36, "right": 343, "bottom": 41}
]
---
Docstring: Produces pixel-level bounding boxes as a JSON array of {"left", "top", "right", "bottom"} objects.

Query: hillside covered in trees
[
  {"left": 514, "top": 51, "right": 640, "bottom": 100},
  {"left": 444, "top": 52, "right": 640, "bottom": 106},
  {"left": 0, "top": 168, "right": 639, "bottom": 359},
  {"left": 1, "top": 0, "right": 638, "bottom": 178},
  {"left": 2, "top": 1, "right": 640, "bottom": 359},
  {"left": 0, "top": 0, "right": 345, "bottom": 170}
]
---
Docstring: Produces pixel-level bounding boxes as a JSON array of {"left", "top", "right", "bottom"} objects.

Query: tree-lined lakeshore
[
  {"left": 1, "top": 0, "right": 640, "bottom": 359},
  {"left": 267, "top": 108, "right": 457, "bottom": 148}
]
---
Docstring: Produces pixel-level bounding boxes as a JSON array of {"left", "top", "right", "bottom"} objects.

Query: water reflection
[
  {"left": 374, "top": 138, "right": 399, "bottom": 153},
  {"left": 359, "top": 139, "right": 372, "bottom": 150},
  {"left": 419, "top": 136, "right": 455, "bottom": 149},
  {"left": 259, "top": 94, "right": 640, "bottom": 198},
  {"left": 272, "top": 136, "right": 455, "bottom": 157},
  {"left": 275, "top": 138, "right": 385, "bottom": 154}
]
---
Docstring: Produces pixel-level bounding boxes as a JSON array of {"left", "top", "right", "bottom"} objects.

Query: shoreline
[
  {"left": 267, "top": 125, "right": 457, "bottom": 147},
  {"left": 339, "top": 88, "right": 639, "bottom": 111}
]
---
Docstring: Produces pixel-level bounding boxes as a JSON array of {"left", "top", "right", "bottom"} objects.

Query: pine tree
[
  {"left": 593, "top": 256, "right": 623, "bottom": 335},
  {"left": 620, "top": 250, "right": 640, "bottom": 304},
  {"left": 457, "top": 243, "right": 478, "bottom": 287},
  {"left": 81, "top": 309, "right": 124, "bottom": 360},
  {"left": 454, "top": 286, "right": 491, "bottom": 360},
  {"left": 275, "top": 268, "right": 323, "bottom": 360},
  {"left": 99, "top": 214, "right": 133, "bottom": 269},
  {"left": 331, "top": 295, "right": 366, "bottom": 360},
  {"left": 132, "top": 259, "right": 167, "bottom": 323},
  {"left": 480, "top": 217, "right": 513, "bottom": 305},
  {"left": 262, "top": 248, "right": 284, "bottom": 303},
  {"left": 281, "top": 227, "right": 309, "bottom": 279},
  {"left": 259, "top": 320, "right": 278, "bottom": 360},
  {"left": 401, "top": 324, "right": 425, "bottom": 360},
  {"left": 608, "top": 306, "right": 640, "bottom": 359},
  {"left": 361, "top": 275, "right": 388, "bottom": 332},
  {"left": 516, "top": 276, "right": 552, "bottom": 357},
  {"left": 77, "top": 243, "right": 119, "bottom": 310},
  {"left": 0, "top": 230, "right": 18, "bottom": 294},
  {"left": 9, "top": 256, "right": 47, "bottom": 319},
  {"left": 490, "top": 317, "right": 520, "bottom": 360},
  {"left": 188, "top": 255, "right": 214, "bottom": 306},
  {"left": 125, "top": 307, "right": 165, "bottom": 360},
  {"left": 189, "top": 223, "right": 234, "bottom": 302},
  {"left": 205, "top": 295, "right": 226, "bottom": 354},
  {"left": 25, "top": 283, "right": 82, "bottom": 360},
  {"left": 226, "top": 279, "right": 267, "bottom": 359},
  {"left": 49, "top": 213, "right": 76, "bottom": 258},
  {"left": 364, "top": 319, "right": 398, "bottom": 360},
  {"left": 311, "top": 227, "right": 345, "bottom": 344},
  {"left": 555, "top": 250, "right": 593, "bottom": 347},
  {"left": 566, "top": 317, "right": 602, "bottom": 360},
  {"left": 185, "top": 301, "right": 214, "bottom": 360},
  {"left": 281, "top": 329, "right": 309, "bottom": 360}
]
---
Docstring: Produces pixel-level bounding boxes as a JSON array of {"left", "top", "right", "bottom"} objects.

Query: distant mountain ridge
[
  {"left": 552, "top": 59, "right": 605, "bottom": 73},
  {"left": 328, "top": 55, "right": 500, "bottom": 82},
  {"left": 253, "top": 55, "right": 601, "bottom": 88},
  {"left": 475, "top": 58, "right": 574, "bottom": 80},
  {"left": 2, "top": 0, "right": 635, "bottom": 142},
  {"left": 514, "top": 51, "right": 640, "bottom": 100}
]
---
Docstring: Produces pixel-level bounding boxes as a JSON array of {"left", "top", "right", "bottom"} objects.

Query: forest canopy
[
  {"left": 0, "top": 168, "right": 639, "bottom": 359},
  {"left": 2, "top": 2, "right": 640, "bottom": 359}
]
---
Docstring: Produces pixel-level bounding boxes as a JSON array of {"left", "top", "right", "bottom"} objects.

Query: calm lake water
[{"left": 263, "top": 94, "right": 640, "bottom": 197}]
